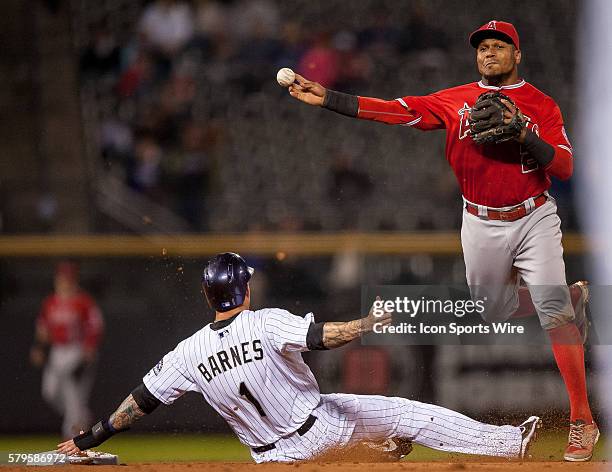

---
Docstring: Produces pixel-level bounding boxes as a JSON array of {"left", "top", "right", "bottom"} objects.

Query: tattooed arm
[
  {"left": 322, "top": 313, "right": 392, "bottom": 349},
  {"left": 308, "top": 298, "right": 392, "bottom": 350},
  {"left": 57, "top": 385, "right": 160, "bottom": 455},
  {"left": 109, "top": 394, "right": 147, "bottom": 430}
]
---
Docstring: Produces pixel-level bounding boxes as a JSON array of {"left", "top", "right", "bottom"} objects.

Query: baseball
[{"left": 276, "top": 67, "right": 295, "bottom": 87}]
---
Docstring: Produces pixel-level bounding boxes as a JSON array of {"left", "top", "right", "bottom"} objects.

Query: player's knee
[
  {"left": 538, "top": 309, "right": 575, "bottom": 330},
  {"left": 532, "top": 287, "right": 574, "bottom": 329},
  {"left": 480, "top": 298, "right": 517, "bottom": 322},
  {"left": 536, "top": 304, "right": 574, "bottom": 330},
  {"left": 41, "top": 384, "right": 59, "bottom": 405}
]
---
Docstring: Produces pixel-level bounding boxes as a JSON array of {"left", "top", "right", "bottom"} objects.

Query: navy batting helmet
[{"left": 202, "top": 252, "right": 254, "bottom": 312}]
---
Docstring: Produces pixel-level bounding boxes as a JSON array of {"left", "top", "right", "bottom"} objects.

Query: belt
[
  {"left": 251, "top": 415, "right": 317, "bottom": 454},
  {"left": 464, "top": 193, "right": 548, "bottom": 222}
]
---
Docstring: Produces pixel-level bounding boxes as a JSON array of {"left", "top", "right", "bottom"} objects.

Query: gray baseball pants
[{"left": 460, "top": 197, "right": 574, "bottom": 330}]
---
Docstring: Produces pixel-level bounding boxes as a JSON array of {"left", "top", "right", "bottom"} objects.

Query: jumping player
[
  {"left": 287, "top": 20, "right": 597, "bottom": 461},
  {"left": 31, "top": 261, "right": 104, "bottom": 438},
  {"left": 57, "top": 252, "right": 540, "bottom": 463}
]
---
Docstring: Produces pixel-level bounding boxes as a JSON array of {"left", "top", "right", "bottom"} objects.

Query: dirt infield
[{"left": 3, "top": 462, "right": 608, "bottom": 472}]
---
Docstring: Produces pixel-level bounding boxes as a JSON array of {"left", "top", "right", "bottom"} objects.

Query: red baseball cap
[{"left": 469, "top": 20, "right": 520, "bottom": 50}]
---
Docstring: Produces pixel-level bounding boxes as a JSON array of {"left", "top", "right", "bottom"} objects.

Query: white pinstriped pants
[{"left": 251, "top": 393, "right": 521, "bottom": 462}]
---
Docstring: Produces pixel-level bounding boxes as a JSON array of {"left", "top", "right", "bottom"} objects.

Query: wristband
[
  {"left": 522, "top": 129, "right": 554, "bottom": 167},
  {"left": 73, "top": 419, "right": 119, "bottom": 450},
  {"left": 306, "top": 322, "right": 328, "bottom": 351},
  {"left": 132, "top": 383, "right": 161, "bottom": 414},
  {"left": 323, "top": 90, "right": 359, "bottom": 117}
]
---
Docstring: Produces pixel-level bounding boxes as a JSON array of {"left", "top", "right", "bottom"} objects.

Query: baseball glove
[{"left": 469, "top": 91, "right": 526, "bottom": 145}]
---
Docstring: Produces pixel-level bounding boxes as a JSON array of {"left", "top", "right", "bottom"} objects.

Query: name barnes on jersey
[{"left": 196, "top": 339, "right": 264, "bottom": 382}]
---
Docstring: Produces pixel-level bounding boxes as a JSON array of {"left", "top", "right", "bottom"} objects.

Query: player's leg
[
  {"left": 513, "top": 203, "right": 593, "bottom": 421},
  {"left": 64, "top": 363, "right": 95, "bottom": 436},
  {"left": 512, "top": 200, "right": 597, "bottom": 460},
  {"left": 77, "top": 361, "right": 96, "bottom": 427},
  {"left": 460, "top": 211, "right": 519, "bottom": 322},
  {"left": 348, "top": 394, "right": 525, "bottom": 458},
  {"left": 250, "top": 394, "right": 357, "bottom": 463},
  {"left": 51, "top": 350, "right": 92, "bottom": 438},
  {"left": 509, "top": 283, "right": 589, "bottom": 343},
  {"left": 41, "top": 361, "right": 64, "bottom": 414},
  {"left": 509, "top": 284, "right": 583, "bottom": 318},
  {"left": 61, "top": 375, "right": 82, "bottom": 438}
]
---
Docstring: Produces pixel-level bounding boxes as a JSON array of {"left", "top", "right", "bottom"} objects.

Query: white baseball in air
[{"left": 276, "top": 67, "right": 295, "bottom": 87}]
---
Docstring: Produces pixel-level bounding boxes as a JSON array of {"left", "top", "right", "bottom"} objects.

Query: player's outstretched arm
[
  {"left": 319, "top": 299, "right": 392, "bottom": 350},
  {"left": 57, "top": 384, "right": 160, "bottom": 455},
  {"left": 288, "top": 74, "right": 428, "bottom": 126},
  {"left": 288, "top": 73, "right": 360, "bottom": 118}
]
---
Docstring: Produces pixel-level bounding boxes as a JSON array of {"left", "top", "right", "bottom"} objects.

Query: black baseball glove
[{"left": 469, "top": 91, "right": 526, "bottom": 145}]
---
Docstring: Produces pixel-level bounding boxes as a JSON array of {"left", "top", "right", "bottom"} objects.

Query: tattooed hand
[
  {"left": 361, "top": 296, "right": 393, "bottom": 333},
  {"left": 56, "top": 394, "right": 146, "bottom": 455}
]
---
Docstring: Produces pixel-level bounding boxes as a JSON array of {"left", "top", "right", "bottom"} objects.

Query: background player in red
[
  {"left": 30, "top": 261, "right": 104, "bottom": 438},
  {"left": 288, "top": 20, "right": 598, "bottom": 462}
]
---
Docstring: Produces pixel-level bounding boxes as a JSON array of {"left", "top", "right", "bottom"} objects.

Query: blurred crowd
[
  {"left": 78, "top": 0, "right": 457, "bottom": 231},
  {"left": 77, "top": 0, "right": 576, "bottom": 232}
]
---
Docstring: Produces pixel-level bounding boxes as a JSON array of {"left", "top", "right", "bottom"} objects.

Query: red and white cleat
[{"left": 564, "top": 420, "right": 600, "bottom": 462}]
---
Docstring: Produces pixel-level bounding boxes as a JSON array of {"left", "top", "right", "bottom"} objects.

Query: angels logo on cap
[{"left": 469, "top": 20, "right": 520, "bottom": 50}]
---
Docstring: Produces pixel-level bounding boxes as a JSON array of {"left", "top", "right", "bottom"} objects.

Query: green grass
[
  {"left": 0, "top": 434, "right": 251, "bottom": 462},
  {"left": 0, "top": 431, "right": 607, "bottom": 462}
]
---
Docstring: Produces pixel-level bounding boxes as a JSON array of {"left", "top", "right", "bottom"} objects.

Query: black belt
[{"left": 252, "top": 415, "right": 317, "bottom": 454}]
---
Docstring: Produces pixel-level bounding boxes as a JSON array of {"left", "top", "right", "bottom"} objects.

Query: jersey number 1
[{"left": 239, "top": 381, "right": 267, "bottom": 417}]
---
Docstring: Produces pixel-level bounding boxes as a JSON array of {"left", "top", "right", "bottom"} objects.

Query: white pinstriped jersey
[{"left": 143, "top": 309, "right": 321, "bottom": 447}]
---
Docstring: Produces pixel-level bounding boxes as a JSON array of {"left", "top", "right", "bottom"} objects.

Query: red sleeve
[
  {"left": 538, "top": 101, "right": 573, "bottom": 180},
  {"left": 357, "top": 93, "right": 446, "bottom": 130},
  {"left": 80, "top": 295, "right": 104, "bottom": 351}
]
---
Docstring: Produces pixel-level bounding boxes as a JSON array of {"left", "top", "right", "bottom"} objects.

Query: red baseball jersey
[
  {"left": 357, "top": 80, "right": 573, "bottom": 207},
  {"left": 37, "top": 292, "right": 103, "bottom": 350}
]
